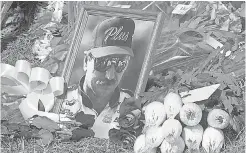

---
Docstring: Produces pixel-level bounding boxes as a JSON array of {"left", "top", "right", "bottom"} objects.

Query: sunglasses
[{"left": 89, "top": 54, "right": 130, "bottom": 73}]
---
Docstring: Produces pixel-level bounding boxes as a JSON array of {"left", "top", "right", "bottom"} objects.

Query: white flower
[{"left": 202, "top": 127, "right": 225, "bottom": 153}]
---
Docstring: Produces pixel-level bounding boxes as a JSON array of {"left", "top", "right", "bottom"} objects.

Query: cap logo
[{"left": 104, "top": 26, "right": 129, "bottom": 43}]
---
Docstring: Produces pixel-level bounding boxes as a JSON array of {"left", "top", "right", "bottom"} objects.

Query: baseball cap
[{"left": 85, "top": 17, "right": 135, "bottom": 58}]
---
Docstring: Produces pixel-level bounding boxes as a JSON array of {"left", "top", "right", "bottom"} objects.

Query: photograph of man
[{"left": 60, "top": 17, "right": 140, "bottom": 139}]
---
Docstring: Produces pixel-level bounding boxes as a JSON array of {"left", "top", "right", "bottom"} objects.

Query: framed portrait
[{"left": 53, "top": 4, "right": 165, "bottom": 113}]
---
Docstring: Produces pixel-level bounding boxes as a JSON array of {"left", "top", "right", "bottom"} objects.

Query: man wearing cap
[{"left": 58, "top": 17, "right": 141, "bottom": 139}]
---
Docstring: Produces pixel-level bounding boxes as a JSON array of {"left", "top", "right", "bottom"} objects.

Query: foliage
[
  {"left": 1, "top": 35, "right": 41, "bottom": 67},
  {"left": 0, "top": 112, "right": 97, "bottom": 146},
  {"left": 27, "top": 3, "right": 73, "bottom": 76},
  {"left": 31, "top": 116, "right": 60, "bottom": 132},
  {"left": 140, "top": 1, "right": 245, "bottom": 135},
  {"left": 1, "top": 2, "right": 40, "bottom": 51},
  {"left": 1, "top": 1, "right": 245, "bottom": 152}
]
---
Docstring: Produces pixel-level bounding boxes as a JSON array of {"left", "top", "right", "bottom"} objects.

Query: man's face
[{"left": 84, "top": 54, "right": 130, "bottom": 96}]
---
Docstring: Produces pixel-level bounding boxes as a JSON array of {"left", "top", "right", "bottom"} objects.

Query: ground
[
  {"left": 1, "top": 1, "right": 245, "bottom": 153},
  {"left": 1, "top": 130, "right": 245, "bottom": 153}
]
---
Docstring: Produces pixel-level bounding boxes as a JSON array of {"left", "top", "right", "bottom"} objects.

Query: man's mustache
[{"left": 96, "top": 79, "right": 116, "bottom": 85}]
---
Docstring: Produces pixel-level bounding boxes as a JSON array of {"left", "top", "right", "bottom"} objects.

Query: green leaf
[
  {"left": 139, "top": 88, "right": 167, "bottom": 106},
  {"left": 18, "top": 124, "right": 32, "bottom": 133},
  {"left": 236, "top": 114, "right": 245, "bottom": 124},
  {"left": 52, "top": 44, "right": 69, "bottom": 54},
  {"left": 233, "top": 51, "right": 245, "bottom": 63},
  {"left": 235, "top": 104, "right": 245, "bottom": 113},
  {"left": 75, "top": 112, "right": 95, "bottom": 128},
  {"left": 71, "top": 128, "right": 95, "bottom": 141},
  {"left": 29, "top": 22, "right": 43, "bottom": 31},
  {"left": 195, "top": 2, "right": 208, "bottom": 16},
  {"left": 188, "top": 17, "right": 202, "bottom": 29},
  {"left": 53, "top": 51, "right": 67, "bottom": 61},
  {"left": 1, "top": 125, "right": 9, "bottom": 135},
  {"left": 230, "top": 97, "right": 239, "bottom": 105},
  {"left": 1, "top": 106, "right": 9, "bottom": 120},
  {"left": 196, "top": 73, "right": 216, "bottom": 83},
  {"left": 164, "top": 18, "right": 180, "bottom": 32},
  {"left": 6, "top": 123, "right": 19, "bottom": 132},
  {"left": 220, "top": 91, "right": 233, "bottom": 113},
  {"left": 119, "top": 113, "right": 137, "bottom": 128},
  {"left": 19, "top": 131, "right": 33, "bottom": 139},
  {"left": 32, "top": 116, "right": 60, "bottom": 132},
  {"left": 46, "top": 63, "right": 59, "bottom": 74},
  {"left": 214, "top": 73, "right": 241, "bottom": 96},
  {"left": 57, "top": 62, "right": 65, "bottom": 76},
  {"left": 239, "top": 3, "right": 245, "bottom": 17},
  {"left": 7, "top": 109, "right": 25, "bottom": 124},
  {"left": 229, "top": 116, "right": 242, "bottom": 133},
  {"left": 45, "top": 26, "right": 58, "bottom": 32},
  {"left": 37, "top": 129, "right": 53, "bottom": 145},
  {"left": 179, "top": 30, "right": 204, "bottom": 44},
  {"left": 2, "top": 99, "right": 20, "bottom": 109},
  {"left": 230, "top": 1, "right": 244, "bottom": 9},
  {"left": 56, "top": 130, "right": 73, "bottom": 141},
  {"left": 197, "top": 42, "right": 214, "bottom": 52},
  {"left": 210, "top": 7, "right": 216, "bottom": 20},
  {"left": 36, "top": 12, "right": 53, "bottom": 25},
  {"left": 42, "top": 56, "right": 56, "bottom": 68},
  {"left": 119, "top": 97, "right": 141, "bottom": 117},
  {"left": 50, "top": 37, "right": 62, "bottom": 47},
  {"left": 31, "top": 29, "right": 46, "bottom": 37},
  {"left": 36, "top": 18, "right": 52, "bottom": 26},
  {"left": 180, "top": 20, "right": 190, "bottom": 29},
  {"left": 211, "top": 30, "right": 236, "bottom": 39}
]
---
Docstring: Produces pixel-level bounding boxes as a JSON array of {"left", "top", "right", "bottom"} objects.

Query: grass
[
  {"left": 1, "top": 128, "right": 245, "bottom": 153},
  {"left": 1, "top": 33, "right": 245, "bottom": 153},
  {"left": 222, "top": 128, "right": 245, "bottom": 153},
  {"left": 1, "top": 34, "right": 41, "bottom": 67},
  {"left": 1, "top": 137, "right": 135, "bottom": 153},
  {"left": 1, "top": 3, "right": 245, "bottom": 153},
  {"left": 1, "top": 39, "right": 245, "bottom": 153}
]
